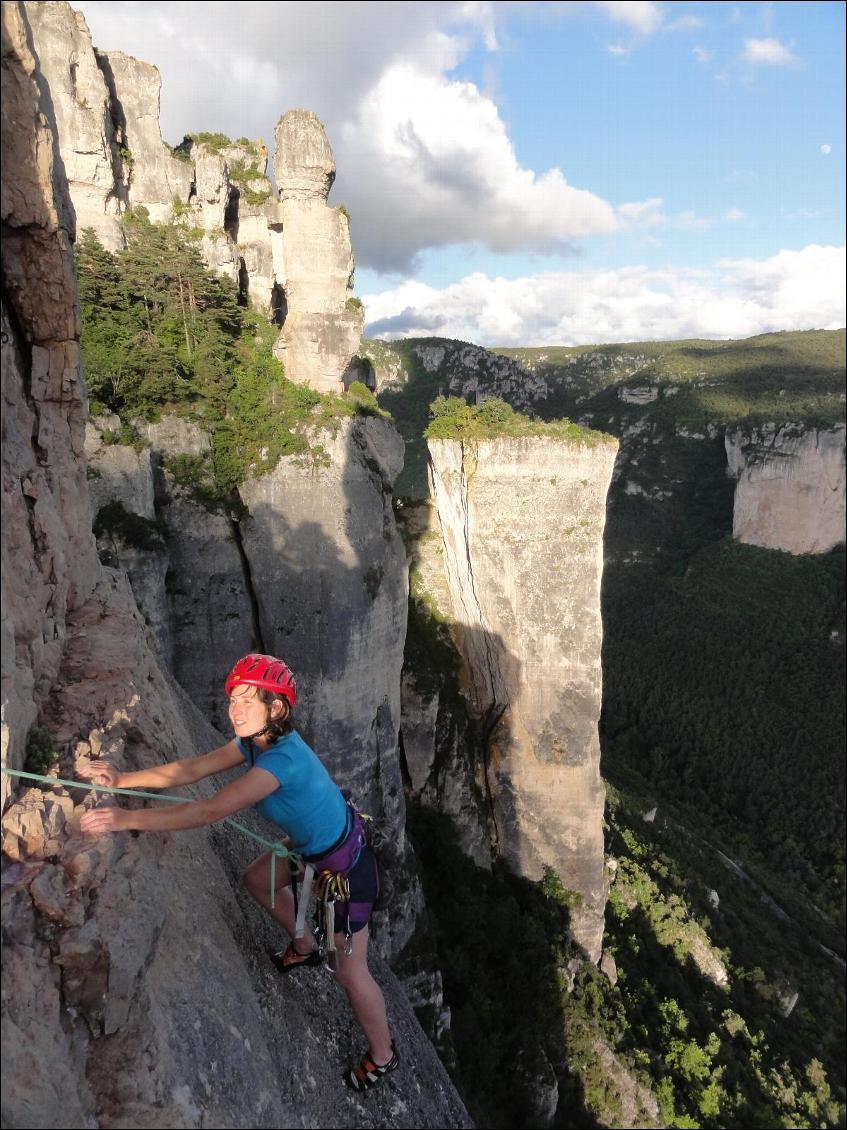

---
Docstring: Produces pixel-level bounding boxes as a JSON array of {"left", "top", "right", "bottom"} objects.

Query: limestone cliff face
[
  {"left": 1, "top": 0, "right": 99, "bottom": 807},
  {"left": 398, "top": 502, "right": 493, "bottom": 869},
  {"left": 23, "top": 1, "right": 126, "bottom": 249},
  {"left": 80, "top": 412, "right": 417, "bottom": 954},
  {"left": 427, "top": 435, "right": 618, "bottom": 960},
  {"left": 239, "top": 417, "right": 414, "bottom": 951},
  {"left": 273, "top": 110, "right": 364, "bottom": 393},
  {"left": 726, "top": 423, "right": 846, "bottom": 554},
  {"left": 97, "top": 50, "right": 194, "bottom": 223},
  {"left": 1, "top": 8, "right": 471, "bottom": 1124},
  {"left": 28, "top": 6, "right": 362, "bottom": 387}
]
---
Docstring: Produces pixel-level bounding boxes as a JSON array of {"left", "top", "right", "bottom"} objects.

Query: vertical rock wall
[
  {"left": 96, "top": 49, "right": 194, "bottom": 223},
  {"left": 1, "top": 12, "right": 471, "bottom": 1123},
  {"left": 1, "top": 0, "right": 99, "bottom": 805},
  {"left": 427, "top": 435, "right": 618, "bottom": 960},
  {"left": 725, "top": 423, "right": 846, "bottom": 554},
  {"left": 23, "top": 0, "right": 126, "bottom": 249},
  {"left": 26, "top": 6, "right": 365, "bottom": 387},
  {"left": 238, "top": 417, "right": 415, "bottom": 953},
  {"left": 273, "top": 110, "right": 364, "bottom": 393}
]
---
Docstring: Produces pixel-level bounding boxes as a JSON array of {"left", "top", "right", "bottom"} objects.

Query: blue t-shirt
[{"left": 236, "top": 730, "right": 348, "bottom": 856}]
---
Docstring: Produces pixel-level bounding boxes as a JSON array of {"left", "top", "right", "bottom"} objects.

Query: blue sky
[{"left": 74, "top": 1, "right": 845, "bottom": 344}]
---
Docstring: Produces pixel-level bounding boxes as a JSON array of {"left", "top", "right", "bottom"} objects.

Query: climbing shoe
[
  {"left": 343, "top": 1045, "right": 400, "bottom": 1092},
  {"left": 271, "top": 942, "right": 322, "bottom": 973}
]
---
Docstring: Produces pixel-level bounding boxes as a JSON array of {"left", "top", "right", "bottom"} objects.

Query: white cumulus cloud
[
  {"left": 363, "top": 246, "right": 846, "bottom": 346},
  {"left": 820, "top": 143, "right": 832, "bottom": 155},
  {"left": 692, "top": 45, "right": 713, "bottom": 64},
  {"left": 725, "top": 207, "right": 745, "bottom": 222},
  {"left": 667, "top": 15, "right": 704, "bottom": 32},
  {"left": 741, "top": 37, "right": 800, "bottom": 66},
  {"left": 341, "top": 61, "right": 620, "bottom": 270},
  {"left": 594, "top": 1, "right": 664, "bottom": 36}
]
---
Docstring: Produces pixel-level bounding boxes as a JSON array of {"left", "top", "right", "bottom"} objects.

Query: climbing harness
[{"left": 290, "top": 801, "right": 382, "bottom": 969}]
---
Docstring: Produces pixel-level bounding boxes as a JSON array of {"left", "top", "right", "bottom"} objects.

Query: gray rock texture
[
  {"left": 273, "top": 110, "right": 363, "bottom": 392},
  {"left": 427, "top": 435, "right": 618, "bottom": 960},
  {"left": 86, "top": 416, "right": 255, "bottom": 730},
  {"left": 725, "top": 423, "right": 846, "bottom": 554},
  {"left": 26, "top": 7, "right": 362, "bottom": 380},
  {"left": 1, "top": 12, "right": 471, "bottom": 1126},
  {"left": 2, "top": 570, "right": 471, "bottom": 1130},
  {"left": 397, "top": 502, "right": 492, "bottom": 869},
  {"left": 238, "top": 417, "right": 415, "bottom": 957},
  {"left": 83, "top": 424, "right": 174, "bottom": 665},
  {"left": 84, "top": 428, "right": 156, "bottom": 521},
  {"left": 23, "top": 0, "right": 126, "bottom": 249},
  {"left": 1, "top": 0, "right": 99, "bottom": 808},
  {"left": 97, "top": 49, "right": 193, "bottom": 221}
]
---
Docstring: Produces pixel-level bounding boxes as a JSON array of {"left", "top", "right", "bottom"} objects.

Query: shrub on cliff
[
  {"left": 24, "top": 726, "right": 57, "bottom": 776},
  {"left": 425, "top": 395, "right": 608, "bottom": 444}
]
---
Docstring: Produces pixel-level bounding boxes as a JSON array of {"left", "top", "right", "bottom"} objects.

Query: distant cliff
[
  {"left": 726, "top": 423, "right": 846, "bottom": 554},
  {"left": 374, "top": 333, "right": 846, "bottom": 559}
]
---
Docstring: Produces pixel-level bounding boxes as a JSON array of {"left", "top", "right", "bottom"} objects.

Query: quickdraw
[
  {"left": 314, "top": 869, "right": 353, "bottom": 966},
  {"left": 288, "top": 800, "right": 382, "bottom": 968}
]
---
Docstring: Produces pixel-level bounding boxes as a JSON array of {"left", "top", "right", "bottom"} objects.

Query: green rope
[{"left": 1, "top": 766, "right": 293, "bottom": 909}]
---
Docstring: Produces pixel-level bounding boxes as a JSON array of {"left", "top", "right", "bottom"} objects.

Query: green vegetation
[
  {"left": 593, "top": 791, "right": 845, "bottom": 1129},
  {"left": 76, "top": 218, "right": 360, "bottom": 502},
  {"left": 406, "top": 804, "right": 575, "bottom": 1129},
  {"left": 602, "top": 539, "right": 846, "bottom": 936},
  {"left": 346, "top": 295, "right": 363, "bottom": 312},
  {"left": 101, "top": 421, "right": 146, "bottom": 450},
  {"left": 24, "top": 726, "right": 57, "bottom": 776},
  {"left": 501, "top": 330, "right": 845, "bottom": 431},
  {"left": 345, "top": 379, "right": 388, "bottom": 419},
  {"left": 166, "top": 142, "right": 193, "bottom": 163},
  {"left": 425, "top": 394, "right": 609, "bottom": 444},
  {"left": 407, "top": 788, "right": 845, "bottom": 1129},
  {"left": 375, "top": 339, "right": 443, "bottom": 496},
  {"left": 93, "top": 501, "right": 165, "bottom": 552},
  {"left": 179, "top": 134, "right": 270, "bottom": 202},
  {"left": 182, "top": 131, "right": 232, "bottom": 152},
  {"left": 226, "top": 157, "right": 270, "bottom": 204}
]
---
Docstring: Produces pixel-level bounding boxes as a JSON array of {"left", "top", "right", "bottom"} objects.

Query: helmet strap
[{"left": 243, "top": 721, "right": 272, "bottom": 740}]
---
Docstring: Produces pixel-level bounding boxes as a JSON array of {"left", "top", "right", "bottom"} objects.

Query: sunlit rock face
[
  {"left": 23, "top": 0, "right": 126, "bottom": 249},
  {"left": 95, "top": 50, "right": 193, "bottom": 222},
  {"left": 272, "top": 110, "right": 363, "bottom": 393},
  {"left": 427, "top": 434, "right": 618, "bottom": 961},
  {"left": 726, "top": 423, "right": 846, "bottom": 554},
  {"left": 1, "top": 0, "right": 99, "bottom": 807}
]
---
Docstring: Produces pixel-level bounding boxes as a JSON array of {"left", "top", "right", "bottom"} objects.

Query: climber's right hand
[{"left": 76, "top": 760, "right": 122, "bottom": 789}]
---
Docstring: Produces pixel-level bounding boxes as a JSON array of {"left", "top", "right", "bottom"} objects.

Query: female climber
[{"left": 77, "top": 652, "right": 398, "bottom": 1093}]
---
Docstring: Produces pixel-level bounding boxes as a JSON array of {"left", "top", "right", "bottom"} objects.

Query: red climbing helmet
[{"left": 225, "top": 653, "right": 297, "bottom": 708}]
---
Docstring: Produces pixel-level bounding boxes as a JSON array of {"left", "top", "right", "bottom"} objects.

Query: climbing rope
[{"left": 0, "top": 766, "right": 296, "bottom": 908}]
